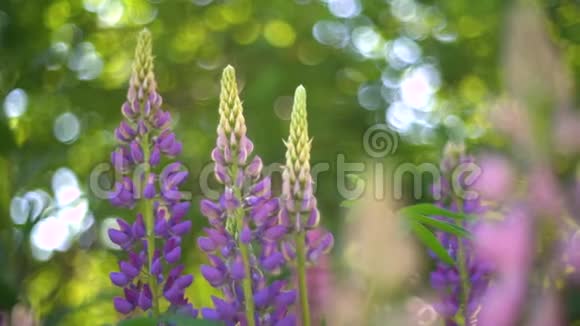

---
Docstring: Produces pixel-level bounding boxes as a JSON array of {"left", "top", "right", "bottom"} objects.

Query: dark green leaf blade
[
  {"left": 407, "top": 214, "right": 471, "bottom": 238},
  {"left": 399, "top": 203, "right": 472, "bottom": 220},
  {"left": 410, "top": 220, "right": 455, "bottom": 265},
  {"left": 118, "top": 316, "right": 223, "bottom": 326},
  {"left": 117, "top": 317, "right": 157, "bottom": 326}
]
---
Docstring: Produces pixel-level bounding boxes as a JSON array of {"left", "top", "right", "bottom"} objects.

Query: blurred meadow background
[{"left": 1, "top": 0, "right": 580, "bottom": 325}]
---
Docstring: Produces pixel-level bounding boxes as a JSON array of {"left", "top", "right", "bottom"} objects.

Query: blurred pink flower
[
  {"left": 472, "top": 154, "right": 515, "bottom": 202},
  {"left": 293, "top": 229, "right": 334, "bottom": 325},
  {"left": 474, "top": 208, "right": 533, "bottom": 326},
  {"left": 306, "top": 254, "right": 333, "bottom": 325},
  {"left": 478, "top": 279, "right": 526, "bottom": 326}
]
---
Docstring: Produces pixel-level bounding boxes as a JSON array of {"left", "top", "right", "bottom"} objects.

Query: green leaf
[
  {"left": 407, "top": 214, "right": 471, "bottom": 238},
  {"left": 399, "top": 203, "right": 472, "bottom": 220},
  {"left": 117, "top": 317, "right": 157, "bottom": 326},
  {"left": 410, "top": 220, "right": 455, "bottom": 265},
  {"left": 118, "top": 315, "right": 223, "bottom": 326},
  {"left": 340, "top": 199, "right": 357, "bottom": 208},
  {"left": 163, "top": 315, "right": 224, "bottom": 326}
]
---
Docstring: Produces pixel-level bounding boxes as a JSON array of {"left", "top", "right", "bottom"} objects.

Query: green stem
[
  {"left": 238, "top": 236, "right": 256, "bottom": 326},
  {"left": 141, "top": 135, "right": 160, "bottom": 317},
  {"left": 231, "top": 165, "right": 256, "bottom": 326},
  {"left": 453, "top": 199, "right": 470, "bottom": 326},
  {"left": 295, "top": 230, "right": 311, "bottom": 326},
  {"left": 362, "top": 279, "right": 376, "bottom": 325}
]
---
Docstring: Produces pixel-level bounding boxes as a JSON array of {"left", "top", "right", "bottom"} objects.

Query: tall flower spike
[
  {"left": 428, "top": 147, "right": 492, "bottom": 326},
  {"left": 280, "top": 86, "right": 334, "bottom": 326},
  {"left": 198, "top": 65, "right": 295, "bottom": 326},
  {"left": 108, "top": 29, "right": 196, "bottom": 319}
]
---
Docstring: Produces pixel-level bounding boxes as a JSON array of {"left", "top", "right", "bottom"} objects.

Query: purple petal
[
  {"left": 275, "top": 290, "right": 296, "bottom": 306},
  {"left": 122, "top": 102, "right": 137, "bottom": 120},
  {"left": 159, "top": 132, "right": 176, "bottom": 150},
  {"left": 167, "top": 140, "right": 182, "bottom": 156},
  {"left": 165, "top": 246, "right": 181, "bottom": 264},
  {"left": 262, "top": 252, "right": 285, "bottom": 271},
  {"left": 113, "top": 297, "right": 134, "bottom": 314},
  {"left": 151, "top": 258, "right": 162, "bottom": 276},
  {"left": 130, "top": 142, "right": 144, "bottom": 163},
  {"left": 264, "top": 226, "right": 287, "bottom": 242},
  {"left": 230, "top": 259, "right": 245, "bottom": 280},
  {"left": 211, "top": 148, "right": 225, "bottom": 165},
  {"left": 119, "top": 261, "right": 140, "bottom": 279},
  {"left": 166, "top": 171, "right": 188, "bottom": 188},
  {"left": 150, "top": 146, "right": 161, "bottom": 166},
  {"left": 172, "top": 202, "right": 190, "bottom": 220},
  {"left": 174, "top": 275, "right": 193, "bottom": 289},
  {"left": 222, "top": 188, "right": 239, "bottom": 210},
  {"left": 212, "top": 297, "right": 236, "bottom": 319},
  {"left": 253, "top": 287, "right": 270, "bottom": 308},
  {"left": 281, "top": 242, "right": 296, "bottom": 261},
  {"left": 132, "top": 214, "right": 146, "bottom": 238},
  {"left": 108, "top": 229, "right": 129, "bottom": 245},
  {"left": 201, "top": 265, "right": 225, "bottom": 286},
  {"left": 198, "top": 237, "right": 216, "bottom": 252},
  {"left": 305, "top": 209, "right": 320, "bottom": 229},
  {"left": 143, "top": 179, "right": 156, "bottom": 199},
  {"left": 137, "top": 286, "right": 153, "bottom": 310},
  {"left": 214, "top": 164, "right": 230, "bottom": 184},
  {"left": 245, "top": 155, "right": 263, "bottom": 177},
  {"left": 164, "top": 286, "right": 182, "bottom": 303},
  {"left": 240, "top": 225, "right": 252, "bottom": 244},
  {"left": 251, "top": 177, "right": 270, "bottom": 196},
  {"left": 200, "top": 199, "right": 222, "bottom": 219},
  {"left": 205, "top": 228, "right": 228, "bottom": 246},
  {"left": 172, "top": 221, "right": 192, "bottom": 236},
  {"left": 154, "top": 217, "right": 169, "bottom": 236},
  {"left": 201, "top": 308, "right": 220, "bottom": 320},
  {"left": 110, "top": 272, "right": 129, "bottom": 287}
]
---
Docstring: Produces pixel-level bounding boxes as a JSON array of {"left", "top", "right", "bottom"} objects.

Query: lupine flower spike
[
  {"left": 280, "top": 86, "right": 334, "bottom": 326},
  {"left": 108, "top": 29, "right": 196, "bottom": 318},
  {"left": 429, "top": 144, "right": 492, "bottom": 326},
  {"left": 198, "top": 65, "right": 296, "bottom": 326}
]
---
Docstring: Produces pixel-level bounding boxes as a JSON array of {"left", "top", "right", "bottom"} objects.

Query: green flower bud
[
  {"left": 285, "top": 85, "right": 312, "bottom": 188},
  {"left": 218, "top": 65, "right": 247, "bottom": 140}
]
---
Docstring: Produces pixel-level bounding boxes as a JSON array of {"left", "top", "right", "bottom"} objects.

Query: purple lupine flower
[
  {"left": 429, "top": 146, "right": 493, "bottom": 326},
  {"left": 198, "top": 66, "right": 295, "bottom": 326},
  {"left": 303, "top": 233, "right": 333, "bottom": 326},
  {"left": 107, "top": 29, "right": 196, "bottom": 318}
]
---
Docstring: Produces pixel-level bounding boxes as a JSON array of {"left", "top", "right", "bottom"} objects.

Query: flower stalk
[
  {"left": 107, "top": 29, "right": 196, "bottom": 319},
  {"left": 280, "top": 86, "right": 334, "bottom": 326},
  {"left": 198, "top": 65, "right": 295, "bottom": 326},
  {"left": 295, "top": 227, "right": 310, "bottom": 326}
]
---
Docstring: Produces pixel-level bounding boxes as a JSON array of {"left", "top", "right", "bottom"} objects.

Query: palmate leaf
[
  {"left": 406, "top": 214, "right": 471, "bottom": 238},
  {"left": 117, "top": 316, "right": 224, "bottom": 326},
  {"left": 409, "top": 220, "right": 455, "bottom": 265},
  {"left": 399, "top": 203, "right": 474, "bottom": 220},
  {"left": 117, "top": 317, "right": 157, "bottom": 326}
]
